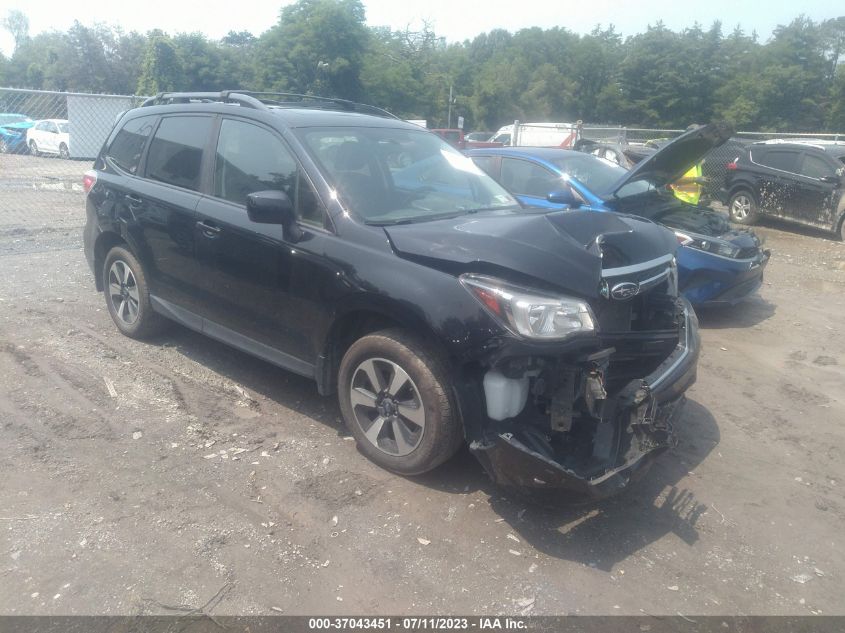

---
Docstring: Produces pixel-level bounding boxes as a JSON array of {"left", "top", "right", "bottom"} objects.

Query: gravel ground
[{"left": 0, "top": 153, "right": 843, "bottom": 617}]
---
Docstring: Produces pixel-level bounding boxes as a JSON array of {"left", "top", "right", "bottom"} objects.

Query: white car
[{"left": 27, "top": 119, "right": 70, "bottom": 158}]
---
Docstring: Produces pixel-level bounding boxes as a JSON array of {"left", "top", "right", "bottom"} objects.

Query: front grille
[{"left": 593, "top": 257, "right": 679, "bottom": 334}]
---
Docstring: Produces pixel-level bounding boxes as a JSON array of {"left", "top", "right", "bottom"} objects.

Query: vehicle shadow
[
  {"left": 160, "top": 325, "right": 346, "bottom": 431},
  {"left": 417, "top": 399, "right": 719, "bottom": 572},
  {"left": 695, "top": 294, "right": 776, "bottom": 329},
  {"left": 160, "top": 325, "right": 718, "bottom": 571}
]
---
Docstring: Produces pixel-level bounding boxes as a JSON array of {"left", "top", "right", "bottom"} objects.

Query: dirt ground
[{"left": 0, "top": 153, "right": 843, "bottom": 617}]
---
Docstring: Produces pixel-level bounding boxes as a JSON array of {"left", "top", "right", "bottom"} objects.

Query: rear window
[
  {"left": 145, "top": 116, "right": 212, "bottom": 191},
  {"left": 107, "top": 115, "right": 157, "bottom": 175}
]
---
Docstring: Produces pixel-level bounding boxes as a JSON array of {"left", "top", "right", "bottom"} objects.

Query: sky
[{"left": 0, "top": 0, "right": 841, "bottom": 58}]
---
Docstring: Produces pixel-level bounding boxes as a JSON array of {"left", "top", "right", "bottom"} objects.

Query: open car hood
[
  {"left": 384, "top": 210, "right": 678, "bottom": 299},
  {"left": 607, "top": 122, "right": 733, "bottom": 196}
]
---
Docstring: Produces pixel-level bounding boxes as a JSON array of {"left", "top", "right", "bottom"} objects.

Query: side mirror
[
  {"left": 547, "top": 189, "right": 581, "bottom": 209},
  {"left": 820, "top": 175, "right": 839, "bottom": 185},
  {"left": 246, "top": 190, "right": 302, "bottom": 241}
]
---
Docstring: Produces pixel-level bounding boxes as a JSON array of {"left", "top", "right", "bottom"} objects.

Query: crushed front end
[{"left": 464, "top": 256, "right": 700, "bottom": 500}]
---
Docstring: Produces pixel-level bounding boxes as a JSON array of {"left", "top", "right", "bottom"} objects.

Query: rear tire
[
  {"left": 59, "top": 143, "right": 69, "bottom": 159},
  {"left": 728, "top": 190, "right": 758, "bottom": 225},
  {"left": 102, "top": 246, "right": 166, "bottom": 339},
  {"left": 0, "top": 140, "right": 9, "bottom": 154},
  {"left": 338, "top": 329, "right": 463, "bottom": 475}
]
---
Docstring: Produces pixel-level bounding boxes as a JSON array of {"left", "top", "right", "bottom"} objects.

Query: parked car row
[
  {"left": 0, "top": 113, "right": 71, "bottom": 158},
  {"left": 84, "top": 91, "right": 700, "bottom": 501}
]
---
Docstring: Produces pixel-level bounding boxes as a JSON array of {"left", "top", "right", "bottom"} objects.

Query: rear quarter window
[{"left": 107, "top": 115, "right": 157, "bottom": 175}]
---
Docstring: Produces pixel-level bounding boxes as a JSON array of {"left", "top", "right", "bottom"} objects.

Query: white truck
[{"left": 490, "top": 121, "right": 580, "bottom": 148}]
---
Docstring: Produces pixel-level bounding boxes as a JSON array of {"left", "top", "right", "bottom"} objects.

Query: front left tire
[
  {"left": 28, "top": 140, "right": 39, "bottom": 156},
  {"left": 338, "top": 329, "right": 463, "bottom": 475}
]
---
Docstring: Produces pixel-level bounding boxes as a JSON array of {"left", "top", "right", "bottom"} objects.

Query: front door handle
[
  {"left": 197, "top": 220, "right": 222, "bottom": 238},
  {"left": 125, "top": 194, "right": 143, "bottom": 206}
]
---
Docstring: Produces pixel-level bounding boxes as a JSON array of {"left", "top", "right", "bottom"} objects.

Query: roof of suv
[
  {"left": 752, "top": 139, "right": 845, "bottom": 157},
  {"left": 137, "top": 90, "right": 414, "bottom": 130}
]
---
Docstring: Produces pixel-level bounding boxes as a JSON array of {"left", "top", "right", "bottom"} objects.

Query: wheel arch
[
  {"left": 92, "top": 231, "right": 129, "bottom": 291},
  {"left": 728, "top": 183, "right": 757, "bottom": 204},
  {"left": 315, "top": 301, "right": 447, "bottom": 397}
]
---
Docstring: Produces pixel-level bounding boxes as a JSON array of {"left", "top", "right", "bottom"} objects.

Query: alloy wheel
[
  {"left": 349, "top": 357, "right": 425, "bottom": 456},
  {"left": 108, "top": 260, "right": 141, "bottom": 325},
  {"left": 731, "top": 194, "right": 751, "bottom": 220}
]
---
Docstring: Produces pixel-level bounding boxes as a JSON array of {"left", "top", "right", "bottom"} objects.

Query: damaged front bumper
[{"left": 469, "top": 302, "right": 700, "bottom": 500}]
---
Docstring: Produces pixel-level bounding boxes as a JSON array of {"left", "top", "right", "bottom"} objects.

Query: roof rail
[
  {"left": 140, "top": 91, "right": 268, "bottom": 110},
  {"left": 139, "top": 90, "right": 398, "bottom": 119},
  {"left": 241, "top": 91, "right": 398, "bottom": 119}
]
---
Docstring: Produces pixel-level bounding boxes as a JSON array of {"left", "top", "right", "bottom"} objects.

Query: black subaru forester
[{"left": 83, "top": 91, "right": 700, "bottom": 499}]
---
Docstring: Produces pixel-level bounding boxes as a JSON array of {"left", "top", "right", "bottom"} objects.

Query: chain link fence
[{"left": 0, "top": 88, "right": 146, "bottom": 256}]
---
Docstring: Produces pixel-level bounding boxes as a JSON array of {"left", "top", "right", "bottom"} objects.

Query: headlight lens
[
  {"left": 460, "top": 274, "right": 596, "bottom": 340},
  {"left": 675, "top": 231, "right": 741, "bottom": 259}
]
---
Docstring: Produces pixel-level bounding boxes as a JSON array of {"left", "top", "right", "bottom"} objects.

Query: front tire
[
  {"left": 102, "top": 246, "right": 165, "bottom": 339},
  {"left": 59, "top": 143, "right": 69, "bottom": 159},
  {"left": 728, "top": 190, "right": 758, "bottom": 225},
  {"left": 28, "top": 140, "right": 39, "bottom": 157},
  {"left": 338, "top": 329, "right": 463, "bottom": 475},
  {"left": 0, "top": 139, "right": 9, "bottom": 154}
]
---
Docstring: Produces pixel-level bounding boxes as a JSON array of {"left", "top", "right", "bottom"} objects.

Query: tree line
[{"left": 1, "top": 1, "right": 843, "bottom": 132}]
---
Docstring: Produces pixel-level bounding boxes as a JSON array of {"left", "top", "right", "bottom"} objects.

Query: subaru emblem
[{"left": 610, "top": 281, "right": 640, "bottom": 300}]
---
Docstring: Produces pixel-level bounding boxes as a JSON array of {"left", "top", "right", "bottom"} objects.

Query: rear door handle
[
  {"left": 125, "top": 194, "right": 143, "bottom": 206},
  {"left": 197, "top": 220, "right": 222, "bottom": 238}
]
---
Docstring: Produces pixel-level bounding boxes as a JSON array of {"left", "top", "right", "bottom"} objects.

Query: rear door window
[
  {"left": 107, "top": 115, "right": 158, "bottom": 175},
  {"left": 500, "top": 158, "right": 562, "bottom": 197},
  {"left": 145, "top": 116, "right": 213, "bottom": 191},
  {"left": 756, "top": 150, "right": 799, "bottom": 174},
  {"left": 470, "top": 156, "right": 497, "bottom": 178}
]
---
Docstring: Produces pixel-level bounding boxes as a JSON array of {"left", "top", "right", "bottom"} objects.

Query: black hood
[
  {"left": 384, "top": 210, "right": 678, "bottom": 299},
  {"left": 608, "top": 122, "right": 733, "bottom": 196}
]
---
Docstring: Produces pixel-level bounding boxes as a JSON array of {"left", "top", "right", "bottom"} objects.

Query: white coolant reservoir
[{"left": 483, "top": 370, "right": 530, "bottom": 421}]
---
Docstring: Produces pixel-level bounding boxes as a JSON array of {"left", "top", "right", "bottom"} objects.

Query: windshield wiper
[{"left": 365, "top": 211, "right": 465, "bottom": 226}]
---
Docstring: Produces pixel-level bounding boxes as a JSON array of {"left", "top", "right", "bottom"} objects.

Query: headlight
[
  {"left": 675, "top": 231, "right": 741, "bottom": 259},
  {"left": 460, "top": 274, "right": 596, "bottom": 340}
]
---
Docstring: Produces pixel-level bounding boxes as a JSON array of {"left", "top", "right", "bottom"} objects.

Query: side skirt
[{"left": 150, "top": 295, "right": 316, "bottom": 380}]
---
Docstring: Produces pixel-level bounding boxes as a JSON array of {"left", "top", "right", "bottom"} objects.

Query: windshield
[
  {"left": 298, "top": 127, "right": 519, "bottom": 224},
  {"left": 0, "top": 114, "right": 31, "bottom": 126},
  {"left": 551, "top": 153, "right": 653, "bottom": 199}
]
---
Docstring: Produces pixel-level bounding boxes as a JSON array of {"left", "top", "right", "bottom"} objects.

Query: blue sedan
[{"left": 467, "top": 125, "right": 770, "bottom": 307}]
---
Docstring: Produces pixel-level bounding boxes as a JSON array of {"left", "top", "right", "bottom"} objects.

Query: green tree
[
  {"left": 173, "top": 33, "right": 221, "bottom": 90},
  {"left": 2, "top": 9, "right": 29, "bottom": 53},
  {"left": 255, "top": 0, "right": 368, "bottom": 99},
  {"left": 137, "top": 33, "right": 183, "bottom": 94}
]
